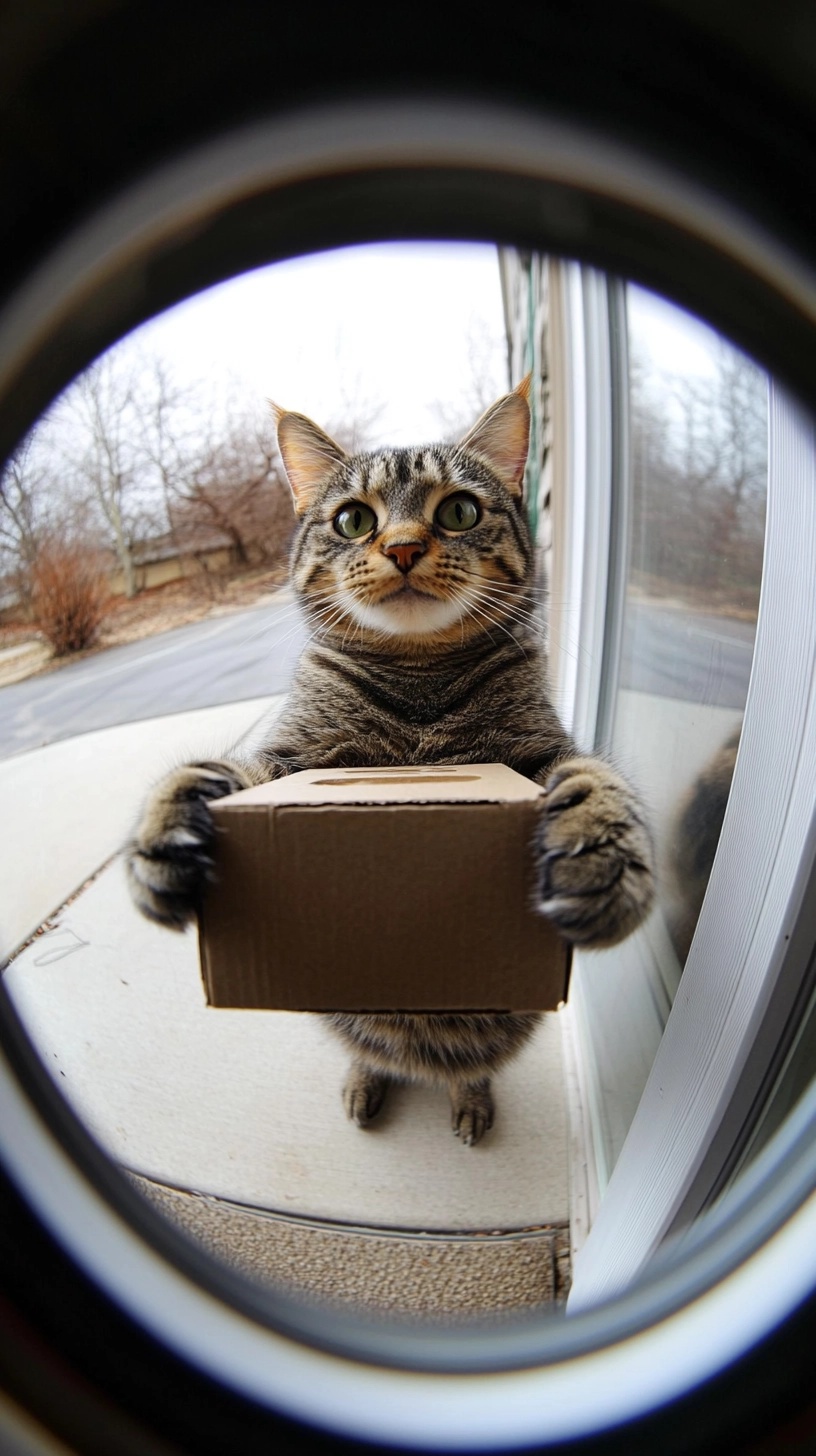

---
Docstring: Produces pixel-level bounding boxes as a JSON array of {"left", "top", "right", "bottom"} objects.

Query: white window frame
[
  {"left": 546, "top": 260, "right": 616, "bottom": 744},
  {"left": 548, "top": 270, "right": 816, "bottom": 1307},
  {"left": 547, "top": 262, "right": 630, "bottom": 1240}
]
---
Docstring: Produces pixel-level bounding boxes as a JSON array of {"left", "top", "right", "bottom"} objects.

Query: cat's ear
[
  {"left": 458, "top": 374, "right": 532, "bottom": 497},
  {"left": 270, "top": 402, "right": 349, "bottom": 515}
]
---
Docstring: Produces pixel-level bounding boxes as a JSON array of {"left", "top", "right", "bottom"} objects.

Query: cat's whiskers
[
  {"left": 521, "top": 586, "right": 604, "bottom": 671},
  {"left": 459, "top": 592, "right": 530, "bottom": 659},
  {"left": 456, "top": 573, "right": 547, "bottom": 614},
  {"left": 228, "top": 597, "right": 313, "bottom": 652},
  {"left": 457, "top": 599, "right": 500, "bottom": 648},
  {"left": 460, "top": 577, "right": 539, "bottom": 613},
  {"left": 290, "top": 584, "right": 353, "bottom": 636},
  {"left": 312, "top": 591, "right": 356, "bottom": 631},
  {"left": 191, "top": 594, "right": 343, "bottom": 687},
  {"left": 301, "top": 600, "right": 352, "bottom": 653},
  {"left": 260, "top": 591, "right": 349, "bottom": 656},
  {"left": 356, "top": 590, "right": 382, "bottom": 649},
  {"left": 458, "top": 572, "right": 544, "bottom": 613},
  {"left": 457, "top": 586, "right": 549, "bottom": 634},
  {"left": 459, "top": 583, "right": 545, "bottom": 642},
  {"left": 300, "top": 585, "right": 352, "bottom": 620},
  {"left": 339, "top": 603, "right": 363, "bottom": 652},
  {"left": 226, "top": 607, "right": 324, "bottom": 667},
  {"left": 459, "top": 567, "right": 548, "bottom": 597}
]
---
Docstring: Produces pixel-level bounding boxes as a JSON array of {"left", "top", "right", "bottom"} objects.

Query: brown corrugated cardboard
[{"left": 198, "top": 764, "right": 570, "bottom": 1011}]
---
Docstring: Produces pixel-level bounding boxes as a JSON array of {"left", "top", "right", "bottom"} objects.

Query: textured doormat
[{"left": 129, "top": 1171, "right": 571, "bottom": 1320}]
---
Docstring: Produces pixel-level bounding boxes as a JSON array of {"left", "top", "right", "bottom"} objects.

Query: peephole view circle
[{"left": 0, "top": 240, "right": 787, "bottom": 1327}]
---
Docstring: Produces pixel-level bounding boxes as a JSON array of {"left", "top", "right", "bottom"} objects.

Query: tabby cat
[{"left": 126, "top": 378, "right": 654, "bottom": 1145}]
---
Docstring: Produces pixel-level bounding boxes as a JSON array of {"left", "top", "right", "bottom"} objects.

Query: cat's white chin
[{"left": 345, "top": 589, "right": 465, "bottom": 636}]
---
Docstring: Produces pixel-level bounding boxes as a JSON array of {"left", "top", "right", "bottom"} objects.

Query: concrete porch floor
[{"left": 2, "top": 698, "right": 571, "bottom": 1317}]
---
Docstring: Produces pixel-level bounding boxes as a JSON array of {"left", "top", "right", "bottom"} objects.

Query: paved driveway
[{"left": 0, "top": 594, "right": 306, "bottom": 758}]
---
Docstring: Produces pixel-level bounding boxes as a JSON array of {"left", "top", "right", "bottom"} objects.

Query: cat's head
[{"left": 272, "top": 378, "right": 534, "bottom": 651}]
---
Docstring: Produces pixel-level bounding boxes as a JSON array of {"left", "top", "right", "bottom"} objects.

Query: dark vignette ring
[
  {"left": 2, "top": 164, "right": 816, "bottom": 472},
  {"left": 0, "top": 88, "right": 815, "bottom": 1455}
]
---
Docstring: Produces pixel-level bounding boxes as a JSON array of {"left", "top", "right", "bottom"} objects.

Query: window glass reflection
[
  {"left": 623, "top": 290, "right": 767, "bottom": 965},
  {"left": 576, "top": 287, "right": 768, "bottom": 1182}
]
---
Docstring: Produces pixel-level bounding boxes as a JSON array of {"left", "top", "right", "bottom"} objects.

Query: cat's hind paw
[
  {"left": 343, "top": 1063, "right": 389, "bottom": 1127},
  {"left": 125, "top": 760, "right": 250, "bottom": 930},
  {"left": 450, "top": 1077, "right": 494, "bottom": 1146},
  {"left": 535, "top": 757, "right": 655, "bottom": 948}
]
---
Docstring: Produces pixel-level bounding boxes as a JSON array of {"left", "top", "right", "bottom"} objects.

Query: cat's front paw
[
  {"left": 535, "top": 757, "right": 655, "bottom": 948},
  {"left": 125, "top": 760, "right": 250, "bottom": 929}
]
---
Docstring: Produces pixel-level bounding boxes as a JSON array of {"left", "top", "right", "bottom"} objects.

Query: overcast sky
[
  {"left": 628, "top": 283, "right": 721, "bottom": 379},
  {"left": 110, "top": 242, "right": 731, "bottom": 452},
  {"left": 132, "top": 242, "right": 510, "bottom": 445}
]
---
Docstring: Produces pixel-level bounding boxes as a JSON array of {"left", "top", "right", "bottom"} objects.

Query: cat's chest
[
  {"left": 298, "top": 722, "right": 492, "bottom": 769},
  {"left": 293, "top": 698, "right": 512, "bottom": 769},
  {"left": 280, "top": 643, "right": 558, "bottom": 771}
]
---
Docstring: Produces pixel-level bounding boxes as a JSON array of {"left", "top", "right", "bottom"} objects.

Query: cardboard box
[{"left": 198, "top": 764, "right": 570, "bottom": 1011}]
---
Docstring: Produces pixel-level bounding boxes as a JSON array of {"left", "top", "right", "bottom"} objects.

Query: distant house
[
  {"left": 106, "top": 523, "right": 239, "bottom": 598},
  {"left": 0, "top": 581, "right": 20, "bottom": 622},
  {"left": 0, "top": 526, "right": 240, "bottom": 625}
]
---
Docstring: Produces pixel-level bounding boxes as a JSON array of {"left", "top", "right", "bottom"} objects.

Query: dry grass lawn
[{"left": 0, "top": 563, "right": 290, "bottom": 688}]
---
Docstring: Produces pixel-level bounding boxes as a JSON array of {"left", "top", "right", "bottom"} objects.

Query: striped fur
[{"left": 126, "top": 385, "right": 654, "bottom": 1145}]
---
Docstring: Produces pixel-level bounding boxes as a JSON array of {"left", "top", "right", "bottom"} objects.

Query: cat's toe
[
  {"left": 126, "top": 840, "right": 211, "bottom": 930},
  {"left": 450, "top": 1079, "right": 494, "bottom": 1146},
  {"left": 453, "top": 1108, "right": 493, "bottom": 1146},
  {"left": 343, "top": 1067, "right": 388, "bottom": 1127},
  {"left": 536, "top": 757, "right": 655, "bottom": 948}
]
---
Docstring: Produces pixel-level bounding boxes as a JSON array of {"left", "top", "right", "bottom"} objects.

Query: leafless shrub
[{"left": 30, "top": 540, "right": 109, "bottom": 655}]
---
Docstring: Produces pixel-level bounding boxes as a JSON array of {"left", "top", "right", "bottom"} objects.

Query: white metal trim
[
  {"left": 569, "top": 386, "right": 816, "bottom": 1309},
  {"left": 558, "top": 1001, "right": 602, "bottom": 1257},
  {"left": 547, "top": 262, "right": 621, "bottom": 1225},
  {"left": 546, "top": 262, "right": 613, "bottom": 746}
]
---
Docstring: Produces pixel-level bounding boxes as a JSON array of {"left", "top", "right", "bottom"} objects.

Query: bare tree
[
  {"left": 168, "top": 403, "right": 294, "bottom": 568},
  {"left": 160, "top": 385, "right": 384, "bottom": 573},
  {"left": 0, "top": 426, "right": 97, "bottom": 605},
  {"left": 51, "top": 352, "right": 301, "bottom": 593},
  {"left": 0, "top": 436, "right": 47, "bottom": 587},
  {"left": 61, "top": 356, "right": 169, "bottom": 598},
  {"left": 2, "top": 342, "right": 392, "bottom": 618},
  {"left": 0, "top": 418, "right": 114, "bottom": 651},
  {"left": 137, "top": 354, "right": 197, "bottom": 510},
  {"left": 703, "top": 346, "right": 767, "bottom": 568},
  {"left": 630, "top": 344, "right": 767, "bottom": 609}
]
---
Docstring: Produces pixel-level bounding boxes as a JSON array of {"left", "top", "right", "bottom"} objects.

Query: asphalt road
[
  {"left": 0, "top": 595, "right": 756, "bottom": 760},
  {"left": 0, "top": 594, "right": 307, "bottom": 758},
  {"left": 619, "top": 602, "right": 756, "bottom": 708}
]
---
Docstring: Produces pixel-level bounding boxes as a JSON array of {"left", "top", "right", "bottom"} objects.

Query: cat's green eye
[
  {"left": 334, "top": 503, "right": 377, "bottom": 539},
  {"left": 435, "top": 493, "right": 481, "bottom": 532}
]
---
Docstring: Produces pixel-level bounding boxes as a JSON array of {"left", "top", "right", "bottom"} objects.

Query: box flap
[{"left": 213, "top": 762, "right": 544, "bottom": 810}]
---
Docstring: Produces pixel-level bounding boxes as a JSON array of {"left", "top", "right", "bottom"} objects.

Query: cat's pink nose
[{"left": 384, "top": 540, "right": 426, "bottom": 574}]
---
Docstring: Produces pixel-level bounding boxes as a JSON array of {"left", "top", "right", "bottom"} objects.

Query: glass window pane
[{"left": 575, "top": 286, "right": 769, "bottom": 1184}]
